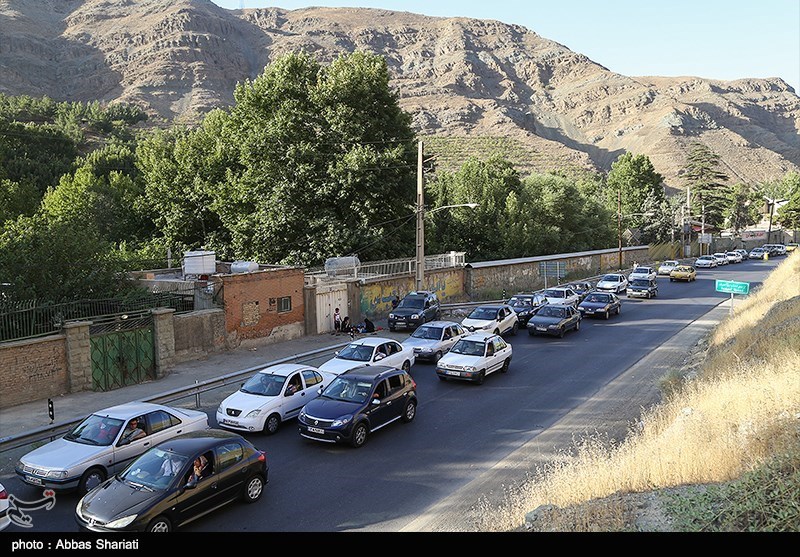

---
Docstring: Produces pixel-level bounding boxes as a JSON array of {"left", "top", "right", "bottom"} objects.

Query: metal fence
[
  {"left": 305, "top": 251, "right": 466, "bottom": 283},
  {"left": 0, "top": 290, "right": 197, "bottom": 343}
]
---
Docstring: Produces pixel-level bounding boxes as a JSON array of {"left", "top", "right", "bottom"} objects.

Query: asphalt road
[{"left": 2, "top": 257, "right": 778, "bottom": 533}]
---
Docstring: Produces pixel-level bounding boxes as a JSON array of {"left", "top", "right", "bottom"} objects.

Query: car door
[
  {"left": 172, "top": 449, "right": 220, "bottom": 527},
  {"left": 486, "top": 337, "right": 508, "bottom": 374},
  {"left": 282, "top": 372, "right": 307, "bottom": 419},
  {"left": 366, "top": 378, "right": 397, "bottom": 429}
]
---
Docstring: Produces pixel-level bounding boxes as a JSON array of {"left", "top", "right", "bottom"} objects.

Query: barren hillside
[{"left": 1, "top": 0, "right": 798, "bottom": 188}]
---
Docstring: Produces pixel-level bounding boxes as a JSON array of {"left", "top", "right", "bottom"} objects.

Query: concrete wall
[
  {"left": 174, "top": 309, "right": 228, "bottom": 358},
  {"left": 358, "top": 267, "right": 466, "bottom": 319},
  {"left": 0, "top": 335, "right": 69, "bottom": 408}
]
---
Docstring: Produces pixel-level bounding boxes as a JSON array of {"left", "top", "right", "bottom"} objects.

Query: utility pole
[
  {"left": 617, "top": 186, "right": 623, "bottom": 269},
  {"left": 415, "top": 140, "right": 425, "bottom": 291}
]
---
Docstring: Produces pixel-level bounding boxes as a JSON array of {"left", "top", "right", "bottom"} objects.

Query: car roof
[
  {"left": 416, "top": 320, "right": 460, "bottom": 328},
  {"left": 345, "top": 336, "right": 397, "bottom": 347},
  {"left": 154, "top": 429, "right": 253, "bottom": 455},
  {"left": 543, "top": 304, "right": 574, "bottom": 309},
  {"left": 256, "top": 363, "right": 318, "bottom": 377},
  {"left": 90, "top": 401, "right": 177, "bottom": 420},
  {"left": 633, "top": 266, "right": 654, "bottom": 271},
  {"left": 473, "top": 304, "right": 508, "bottom": 310},
  {"left": 544, "top": 286, "right": 571, "bottom": 291},
  {"left": 459, "top": 332, "right": 498, "bottom": 342},
  {"left": 340, "top": 364, "right": 406, "bottom": 381}
]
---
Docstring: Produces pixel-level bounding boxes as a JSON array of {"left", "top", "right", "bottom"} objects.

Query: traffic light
[{"left": 48, "top": 398, "right": 54, "bottom": 422}]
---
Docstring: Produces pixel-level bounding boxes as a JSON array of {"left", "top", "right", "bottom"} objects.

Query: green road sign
[{"left": 716, "top": 280, "right": 750, "bottom": 295}]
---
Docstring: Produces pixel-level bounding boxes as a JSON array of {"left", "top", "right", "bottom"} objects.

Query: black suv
[
  {"left": 298, "top": 365, "right": 417, "bottom": 448},
  {"left": 388, "top": 290, "right": 441, "bottom": 331}
]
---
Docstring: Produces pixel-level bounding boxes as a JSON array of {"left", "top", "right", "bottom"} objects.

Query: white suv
[{"left": 461, "top": 304, "right": 519, "bottom": 336}]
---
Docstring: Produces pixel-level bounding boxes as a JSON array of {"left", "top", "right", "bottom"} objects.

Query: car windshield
[
  {"left": 335, "top": 344, "right": 374, "bottom": 362},
  {"left": 538, "top": 306, "right": 565, "bottom": 318},
  {"left": 411, "top": 326, "right": 443, "bottom": 340},
  {"left": 240, "top": 373, "right": 286, "bottom": 396},
  {"left": 601, "top": 275, "right": 621, "bottom": 282},
  {"left": 450, "top": 339, "right": 486, "bottom": 356},
  {"left": 508, "top": 297, "right": 532, "bottom": 307},
  {"left": 633, "top": 268, "right": 652, "bottom": 273},
  {"left": 322, "top": 376, "right": 373, "bottom": 403},
  {"left": 63, "top": 414, "right": 124, "bottom": 446},
  {"left": 120, "top": 447, "right": 190, "bottom": 491},
  {"left": 544, "top": 289, "right": 565, "bottom": 298},
  {"left": 467, "top": 307, "right": 497, "bottom": 320},
  {"left": 662, "top": 261, "right": 678, "bottom": 266},
  {"left": 675, "top": 267, "right": 692, "bottom": 272},
  {"left": 397, "top": 297, "right": 424, "bottom": 309},
  {"left": 631, "top": 279, "right": 650, "bottom": 287},
  {"left": 585, "top": 294, "right": 610, "bottom": 303}
]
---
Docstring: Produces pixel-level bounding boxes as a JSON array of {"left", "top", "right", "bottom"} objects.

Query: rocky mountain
[{"left": 1, "top": 0, "right": 798, "bottom": 190}]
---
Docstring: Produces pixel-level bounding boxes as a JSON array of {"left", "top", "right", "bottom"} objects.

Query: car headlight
[
  {"left": 332, "top": 415, "right": 353, "bottom": 428},
  {"left": 299, "top": 409, "right": 306, "bottom": 421},
  {"left": 105, "top": 514, "right": 138, "bottom": 529},
  {"left": 410, "top": 314, "right": 420, "bottom": 320},
  {"left": 47, "top": 469, "right": 69, "bottom": 479},
  {"left": 548, "top": 324, "right": 560, "bottom": 329},
  {"left": 245, "top": 409, "right": 262, "bottom": 419},
  {"left": 389, "top": 313, "right": 395, "bottom": 319},
  {"left": 464, "top": 366, "right": 477, "bottom": 372}
]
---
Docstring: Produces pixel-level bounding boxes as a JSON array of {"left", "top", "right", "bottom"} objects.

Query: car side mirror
[
  {"left": 371, "top": 398, "right": 380, "bottom": 405},
  {"left": 374, "top": 353, "right": 385, "bottom": 361}
]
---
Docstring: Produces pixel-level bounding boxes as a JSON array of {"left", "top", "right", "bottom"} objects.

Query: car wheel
[
  {"left": 78, "top": 467, "right": 106, "bottom": 495},
  {"left": 242, "top": 474, "right": 265, "bottom": 503},
  {"left": 670, "top": 277, "right": 674, "bottom": 282},
  {"left": 401, "top": 400, "right": 417, "bottom": 423},
  {"left": 147, "top": 516, "right": 172, "bottom": 532},
  {"left": 501, "top": 359, "right": 510, "bottom": 373},
  {"left": 558, "top": 327, "right": 565, "bottom": 338},
  {"left": 263, "top": 413, "right": 280, "bottom": 435},
  {"left": 511, "top": 322, "right": 518, "bottom": 336},
  {"left": 402, "top": 360, "right": 411, "bottom": 373},
  {"left": 604, "top": 310, "right": 610, "bottom": 320},
  {"left": 575, "top": 319, "right": 581, "bottom": 331},
  {"left": 617, "top": 305, "right": 621, "bottom": 315},
  {"left": 475, "top": 371, "right": 486, "bottom": 385},
  {"left": 351, "top": 422, "right": 369, "bottom": 448},
  {"left": 433, "top": 351, "right": 443, "bottom": 363}
]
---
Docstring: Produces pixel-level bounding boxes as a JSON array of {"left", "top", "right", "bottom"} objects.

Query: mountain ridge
[{"left": 1, "top": 0, "right": 798, "bottom": 189}]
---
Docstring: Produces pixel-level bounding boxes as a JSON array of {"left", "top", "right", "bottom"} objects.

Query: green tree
[
  {"left": 725, "top": 183, "right": 762, "bottom": 234},
  {"left": 213, "top": 51, "right": 417, "bottom": 266},
  {"left": 606, "top": 152, "right": 665, "bottom": 229},
  {"left": 0, "top": 178, "right": 40, "bottom": 223},
  {"left": 682, "top": 142, "right": 731, "bottom": 228},
  {"left": 775, "top": 172, "right": 800, "bottom": 230}
]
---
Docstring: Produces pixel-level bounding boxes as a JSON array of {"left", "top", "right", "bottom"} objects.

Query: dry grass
[{"left": 475, "top": 252, "right": 800, "bottom": 532}]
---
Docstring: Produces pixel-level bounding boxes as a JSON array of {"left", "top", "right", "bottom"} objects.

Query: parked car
[
  {"left": 712, "top": 252, "right": 729, "bottom": 266},
  {"left": 735, "top": 249, "right": 749, "bottom": 259},
  {"left": 627, "top": 278, "right": 659, "bottom": 299},
  {"left": 726, "top": 251, "right": 743, "bottom": 263},
  {"left": 748, "top": 247, "right": 767, "bottom": 260},
  {"left": 506, "top": 292, "right": 549, "bottom": 327},
  {"left": 526, "top": 304, "right": 582, "bottom": 338},
  {"left": 318, "top": 337, "right": 415, "bottom": 375},
  {"left": 657, "top": 260, "right": 680, "bottom": 275},
  {"left": 16, "top": 402, "right": 210, "bottom": 495},
  {"left": 695, "top": 255, "right": 718, "bottom": 268},
  {"left": 435, "top": 332, "right": 512, "bottom": 385},
  {"left": 387, "top": 290, "right": 441, "bottom": 331},
  {"left": 595, "top": 273, "right": 629, "bottom": 294},
  {"left": 786, "top": 243, "right": 798, "bottom": 253},
  {"left": 564, "top": 281, "right": 594, "bottom": 302},
  {"left": 401, "top": 320, "right": 468, "bottom": 363},
  {"left": 0, "top": 482, "right": 8, "bottom": 531},
  {"left": 216, "top": 364, "right": 337, "bottom": 435},
  {"left": 669, "top": 265, "right": 697, "bottom": 282},
  {"left": 577, "top": 291, "right": 622, "bottom": 320},
  {"left": 75, "top": 429, "right": 268, "bottom": 532},
  {"left": 542, "top": 286, "right": 582, "bottom": 308},
  {"left": 461, "top": 304, "right": 519, "bottom": 336},
  {"left": 628, "top": 266, "right": 657, "bottom": 282},
  {"left": 762, "top": 244, "right": 785, "bottom": 256},
  {"left": 297, "top": 365, "right": 417, "bottom": 448}
]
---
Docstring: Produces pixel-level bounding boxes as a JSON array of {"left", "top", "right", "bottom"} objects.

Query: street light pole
[
  {"left": 415, "top": 141, "right": 425, "bottom": 291},
  {"left": 617, "top": 186, "right": 623, "bottom": 269}
]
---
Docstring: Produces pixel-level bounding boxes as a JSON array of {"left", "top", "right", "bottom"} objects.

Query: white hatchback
[
  {"left": 435, "top": 332, "right": 512, "bottom": 385},
  {"left": 461, "top": 304, "right": 519, "bottom": 336},
  {"left": 318, "top": 337, "right": 416, "bottom": 375},
  {"left": 542, "top": 287, "right": 582, "bottom": 308},
  {"left": 596, "top": 273, "right": 629, "bottom": 294},
  {"left": 401, "top": 321, "right": 468, "bottom": 363},
  {"left": 216, "top": 363, "right": 338, "bottom": 435},
  {"left": 628, "top": 266, "right": 657, "bottom": 282}
]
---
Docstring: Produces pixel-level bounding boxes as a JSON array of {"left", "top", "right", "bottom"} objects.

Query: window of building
[{"left": 278, "top": 296, "right": 292, "bottom": 313}]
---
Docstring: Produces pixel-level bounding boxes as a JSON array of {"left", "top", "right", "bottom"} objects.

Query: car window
[
  {"left": 412, "top": 326, "right": 442, "bottom": 340},
  {"left": 495, "top": 337, "right": 508, "bottom": 350},
  {"left": 389, "top": 342, "right": 402, "bottom": 354},
  {"left": 337, "top": 344, "right": 374, "bottom": 361},
  {"left": 303, "top": 370, "right": 323, "bottom": 387},
  {"left": 451, "top": 339, "right": 486, "bottom": 356},
  {"left": 242, "top": 373, "right": 285, "bottom": 396},
  {"left": 398, "top": 297, "right": 424, "bottom": 309},
  {"left": 216, "top": 443, "right": 243, "bottom": 473},
  {"left": 468, "top": 307, "right": 497, "bottom": 320},
  {"left": 148, "top": 410, "right": 180, "bottom": 434},
  {"left": 65, "top": 414, "right": 124, "bottom": 446},
  {"left": 387, "top": 374, "right": 403, "bottom": 394}
]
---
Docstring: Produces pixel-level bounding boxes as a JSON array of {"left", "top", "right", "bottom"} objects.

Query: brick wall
[
  {"left": 0, "top": 336, "right": 68, "bottom": 408},
  {"left": 221, "top": 267, "right": 306, "bottom": 344}
]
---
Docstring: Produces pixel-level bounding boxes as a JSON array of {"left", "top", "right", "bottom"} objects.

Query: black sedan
[
  {"left": 506, "top": 292, "right": 548, "bottom": 326},
  {"left": 526, "top": 304, "right": 582, "bottom": 338},
  {"left": 577, "top": 292, "right": 622, "bottom": 320},
  {"left": 75, "top": 429, "right": 268, "bottom": 532},
  {"left": 627, "top": 278, "right": 659, "bottom": 299}
]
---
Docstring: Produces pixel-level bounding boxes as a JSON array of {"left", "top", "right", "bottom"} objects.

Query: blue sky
[{"left": 210, "top": 0, "right": 800, "bottom": 93}]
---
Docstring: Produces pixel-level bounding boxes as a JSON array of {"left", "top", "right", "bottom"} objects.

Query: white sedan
[
  {"left": 216, "top": 363, "right": 338, "bottom": 435},
  {"left": 628, "top": 266, "right": 657, "bottom": 282},
  {"left": 401, "top": 320, "right": 468, "bottom": 363},
  {"left": 435, "top": 332, "right": 512, "bottom": 385},
  {"left": 0, "top": 482, "right": 8, "bottom": 531},
  {"left": 15, "top": 402, "right": 210, "bottom": 495},
  {"left": 695, "top": 255, "right": 718, "bottom": 268},
  {"left": 596, "top": 273, "right": 629, "bottom": 294},
  {"left": 461, "top": 304, "right": 519, "bottom": 336},
  {"left": 657, "top": 260, "right": 680, "bottom": 275},
  {"left": 318, "top": 337, "right": 416, "bottom": 375}
]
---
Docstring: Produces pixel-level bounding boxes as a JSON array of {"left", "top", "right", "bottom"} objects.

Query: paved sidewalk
[{"left": 0, "top": 321, "right": 404, "bottom": 442}]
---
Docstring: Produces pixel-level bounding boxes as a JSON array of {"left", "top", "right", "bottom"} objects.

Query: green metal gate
[{"left": 90, "top": 314, "right": 155, "bottom": 392}]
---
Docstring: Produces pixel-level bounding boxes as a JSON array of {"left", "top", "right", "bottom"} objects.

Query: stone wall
[{"left": 0, "top": 335, "right": 68, "bottom": 408}]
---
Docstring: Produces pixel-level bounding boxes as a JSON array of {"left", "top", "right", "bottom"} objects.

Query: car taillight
[
  {"left": 0, "top": 487, "right": 8, "bottom": 499},
  {"left": 410, "top": 378, "right": 417, "bottom": 390},
  {"left": 257, "top": 451, "right": 266, "bottom": 463}
]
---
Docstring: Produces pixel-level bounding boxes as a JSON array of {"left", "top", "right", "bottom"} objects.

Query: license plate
[
  {"left": 446, "top": 370, "right": 460, "bottom": 376},
  {"left": 26, "top": 475, "right": 43, "bottom": 485},
  {"left": 536, "top": 327, "right": 547, "bottom": 332},
  {"left": 308, "top": 426, "right": 325, "bottom": 434},
  {"left": 222, "top": 418, "right": 239, "bottom": 426}
]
